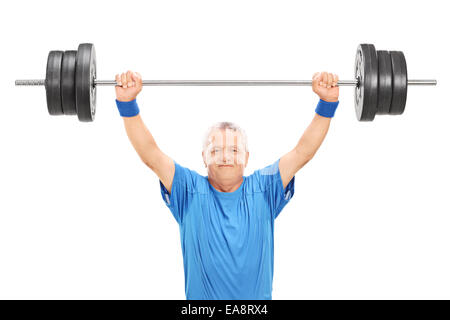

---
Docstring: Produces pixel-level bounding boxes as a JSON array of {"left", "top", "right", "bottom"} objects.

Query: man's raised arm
[
  {"left": 279, "top": 72, "right": 339, "bottom": 189},
  {"left": 115, "top": 71, "right": 175, "bottom": 193}
]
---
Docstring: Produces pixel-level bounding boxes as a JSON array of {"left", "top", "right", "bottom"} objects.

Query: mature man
[{"left": 114, "top": 70, "right": 339, "bottom": 299}]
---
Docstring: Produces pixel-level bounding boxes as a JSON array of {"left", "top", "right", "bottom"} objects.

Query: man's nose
[{"left": 222, "top": 149, "right": 233, "bottom": 163}]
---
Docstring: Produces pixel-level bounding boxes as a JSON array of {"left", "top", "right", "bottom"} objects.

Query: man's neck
[{"left": 208, "top": 177, "right": 244, "bottom": 193}]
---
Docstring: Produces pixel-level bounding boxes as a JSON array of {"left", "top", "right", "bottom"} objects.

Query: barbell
[{"left": 15, "top": 43, "right": 437, "bottom": 122}]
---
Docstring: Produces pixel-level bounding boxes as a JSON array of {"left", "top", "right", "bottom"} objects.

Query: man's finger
[
  {"left": 332, "top": 74, "right": 338, "bottom": 87},
  {"left": 127, "top": 70, "right": 133, "bottom": 87},
  {"left": 131, "top": 72, "right": 141, "bottom": 86},
  {"left": 115, "top": 74, "right": 122, "bottom": 86},
  {"left": 322, "top": 72, "right": 328, "bottom": 87},
  {"left": 327, "top": 72, "right": 333, "bottom": 88},
  {"left": 121, "top": 73, "right": 127, "bottom": 88},
  {"left": 312, "top": 72, "right": 320, "bottom": 86}
]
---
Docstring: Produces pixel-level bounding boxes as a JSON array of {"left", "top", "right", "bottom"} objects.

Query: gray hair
[{"left": 202, "top": 121, "right": 249, "bottom": 153}]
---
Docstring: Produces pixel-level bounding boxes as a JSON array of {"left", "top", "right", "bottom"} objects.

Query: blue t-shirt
[{"left": 159, "top": 158, "right": 295, "bottom": 300}]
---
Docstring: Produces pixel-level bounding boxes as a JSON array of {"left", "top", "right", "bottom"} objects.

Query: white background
[{"left": 1, "top": 0, "right": 449, "bottom": 299}]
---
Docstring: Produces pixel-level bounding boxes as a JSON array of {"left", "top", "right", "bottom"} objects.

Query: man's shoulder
[
  {"left": 174, "top": 161, "right": 209, "bottom": 194},
  {"left": 244, "top": 159, "right": 281, "bottom": 193}
]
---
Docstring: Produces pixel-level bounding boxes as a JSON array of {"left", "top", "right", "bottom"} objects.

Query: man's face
[{"left": 202, "top": 128, "right": 249, "bottom": 180}]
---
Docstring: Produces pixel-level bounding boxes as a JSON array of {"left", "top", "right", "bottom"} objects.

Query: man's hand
[
  {"left": 115, "top": 70, "right": 143, "bottom": 102},
  {"left": 312, "top": 72, "right": 339, "bottom": 102}
]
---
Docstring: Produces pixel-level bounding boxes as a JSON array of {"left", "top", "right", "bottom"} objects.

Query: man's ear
[
  {"left": 202, "top": 151, "right": 207, "bottom": 167},
  {"left": 245, "top": 152, "right": 249, "bottom": 167}
]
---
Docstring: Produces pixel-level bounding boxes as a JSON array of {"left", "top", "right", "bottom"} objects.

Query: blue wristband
[
  {"left": 115, "top": 99, "right": 140, "bottom": 117},
  {"left": 315, "top": 99, "right": 339, "bottom": 118}
]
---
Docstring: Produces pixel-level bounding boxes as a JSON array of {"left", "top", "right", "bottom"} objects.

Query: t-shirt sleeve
[
  {"left": 159, "top": 160, "right": 196, "bottom": 224},
  {"left": 254, "top": 158, "right": 295, "bottom": 220}
]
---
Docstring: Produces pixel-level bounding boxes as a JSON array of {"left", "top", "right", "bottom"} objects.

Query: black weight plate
[
  {"left": 61, "top": 50, "right": 77, "bottom": 115},
  {"left": 354, "top": 44, "right": 378, "bottom": 121},
  {"left": 376, "top": 50, "right": 393, "bottom": 115},
  {"left": 389, "top": 51, "right": 408, "bottom": 115},
  {"left": 45, "top": 51, "right": 64, "bottom": 115},
  {"left": 75, "top": 43, "right": 96, "bottom": 122}
]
